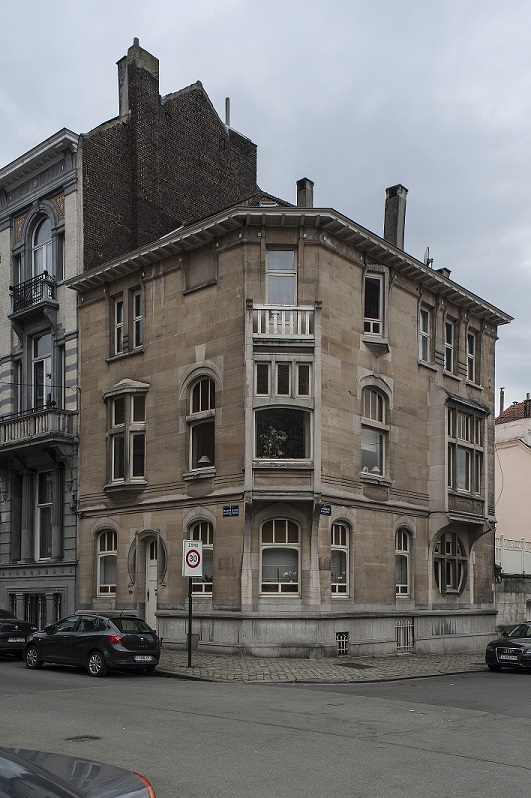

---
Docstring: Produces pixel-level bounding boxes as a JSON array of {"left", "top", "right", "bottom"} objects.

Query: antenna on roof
[{"left": 424, "top": 247, "right": 433, "bottom": 268}]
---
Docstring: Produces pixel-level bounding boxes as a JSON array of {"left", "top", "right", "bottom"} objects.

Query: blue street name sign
[
  {"left": 223, "top": 505, "right": 240, "bottom": 517},
  {"left": 320, "top": 504, "right": 332, "bottom": 516}
]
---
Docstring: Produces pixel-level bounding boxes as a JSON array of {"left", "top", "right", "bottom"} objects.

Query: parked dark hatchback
[
  {"left": 24, "top": 613, "right": 160, "bottom": 677},
  {"left": 485, "top": 622, "right": 531, "bottom": 671},
  {"left": 0, "top": 609, "right": 37, "bottom": 657}
]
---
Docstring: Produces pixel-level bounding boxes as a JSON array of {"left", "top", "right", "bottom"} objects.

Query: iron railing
[{"left": 10, "top": 272, "right": 56, "bottom": 313}]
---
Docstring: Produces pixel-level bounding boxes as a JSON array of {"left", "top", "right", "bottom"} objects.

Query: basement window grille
[
  {"left": 336, "top": 631, "right": 349, "bottom": 655},
  {"left": 395, "top": 618, "right": 414, "bottom": 653}
]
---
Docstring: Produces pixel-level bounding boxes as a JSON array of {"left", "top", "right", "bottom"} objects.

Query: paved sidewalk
[{"left": 158, "top": 647, "right": 486, "bottom": 683}]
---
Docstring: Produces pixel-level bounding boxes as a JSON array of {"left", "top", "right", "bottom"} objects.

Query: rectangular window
[
  {"left": 419, "top": 306, "right": 431, "bottom": 362},
  {"left": 266, "top": 250, "right": 296, "bottom": 306},
  {"left": 276, "top": 363, "right": 291, "bottom": 395},
  {"left": 109, "top": 392, "right": 147, "bottom": 483},
  {"left": 297, "top": 363, "right": 310, "bottom": 396},
  {"left": 256, "top": 363, "right": 270, "bottom": 395},
  {"left": 447, "top": 406, "right": 484, "bottom": 496},
  {"left": 114, "top": 298, "right": 124, "bottom": 355},
  {"left": 36, "top": 472, "right": 53, "bottom": 560},
  {"left": 254, "top": 360, "right": 312, "bottom": 398},
  {"left": 33, "top": 333, "right": 52, "bottom": 409},
  {"left": 467, "top": 331, "right": 477, "bottom": 382},
  {"left": 133, "top": 290, "right": 143, "bottom": 349},
  {"left": 364, "top": 274, "right": 383, "bottom": 335},
  {"left": 444, "top": 320, "right": 455, "bottom": 372}
]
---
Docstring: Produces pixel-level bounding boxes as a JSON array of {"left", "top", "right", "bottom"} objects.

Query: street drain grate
[{"left": 64, "top": 735, "right": 101, "bottom": 741}]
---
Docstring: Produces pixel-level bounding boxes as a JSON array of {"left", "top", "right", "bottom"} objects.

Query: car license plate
[
  {"left": 134, "top": 655, "right": 153, "bottom": 662},
  {"left": 8, "top": 637, "right": 25, "bottom": 643},
  {"left": 499, "top": 654, "right": 519, "bottom": 661}
]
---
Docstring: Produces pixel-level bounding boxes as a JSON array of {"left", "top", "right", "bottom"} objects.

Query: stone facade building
[
  {"left": 69, "top": 183, "right": 511, "bottom": 656},
  {"left": 0, "top": 39, "right": 259, "bottom": 625}
]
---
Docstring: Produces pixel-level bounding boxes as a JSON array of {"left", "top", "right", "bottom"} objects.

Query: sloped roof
[{"left": 496, "top": 399, "right": 531, "bottom": 425}]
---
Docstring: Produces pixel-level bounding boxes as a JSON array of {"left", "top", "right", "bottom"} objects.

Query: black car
[
  {"left": 0, "top": 609, "right": 37, "bottom": 657},
  {"left": 485, "top": 622, "right": 531, "bottom": 671},
  {"left": 24, "top": 612, "right": 160, "bottom": 677},
  {"left": 0, "top": 746, "right": 155, "bottom": 797}
]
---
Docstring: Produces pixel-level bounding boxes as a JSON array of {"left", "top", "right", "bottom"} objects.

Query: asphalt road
[{"left": 1, "top": 655, "right": 530, "bottom": 798}]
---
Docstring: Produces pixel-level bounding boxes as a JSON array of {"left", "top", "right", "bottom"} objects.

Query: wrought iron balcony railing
[{"left": 10, "top": 272, "right": 56, "bottom": 314}]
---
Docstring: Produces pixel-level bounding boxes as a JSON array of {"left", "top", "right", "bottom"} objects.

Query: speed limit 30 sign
[{"left": 182, "top": 540, "right": 203, "bottom": 577}]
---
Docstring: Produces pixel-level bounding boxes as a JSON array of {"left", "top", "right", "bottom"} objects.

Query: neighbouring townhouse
[
  {"left": 0, "top": 38, "right": 259, "bottom": 625},
  {"left": 494, "top": 396, "right": 531, "bottom": 626},
  {"left": 69, "top": 180, "right": 512, "bottom": 656}
]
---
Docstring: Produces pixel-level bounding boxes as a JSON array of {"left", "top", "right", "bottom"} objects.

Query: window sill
[
  {"left": 253, "top": 460, "right": 313, "bottom": 469},
  {"left": 418, "top": 359, "right": 437, "bottom": 372},
  {"left": 443, "top": 370, "right": 461, "bottom": 382},
  {"left": 465, "top": 380, "right": 483, "bottom": 391},
  {"left": 361, "top": 335, "right": 390, "bottom": 353},
  {"left": 183, "top": 467, "right": 216, "bottom": 481},
  {"left": 104, "top": 480, "right": 147, "bottom": 493},
  {"left": 360, "top": 471, "right": 391, "bottom": 487},
  {"left": 106, "top": 347, "right": 144, "bottom": 363}
]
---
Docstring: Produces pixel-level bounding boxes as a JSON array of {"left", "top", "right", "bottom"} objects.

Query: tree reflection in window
[{"left": 255, "top": 408, "right": 310, "bottom": 459}]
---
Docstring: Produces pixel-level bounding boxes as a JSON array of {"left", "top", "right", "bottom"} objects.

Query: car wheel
[
  {"left": 487, "top": 663, "right": 502, "bottom": 672},
  {"left": 25, "top": 646, "right": 43, "bottom": 670},
  {"left": 87, "top": 651, "right": 108, "bottom": 677},
  {"left": 142, "top": 665, "right": 157, "bottom": 676}
]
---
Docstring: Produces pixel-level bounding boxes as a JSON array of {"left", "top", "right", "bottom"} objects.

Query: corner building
[
  {"left": 70, "top": 183, "right": 511, "bottom": 656},
  {"left": 0, "top": 39, "right": 258, "bottom": 626}
]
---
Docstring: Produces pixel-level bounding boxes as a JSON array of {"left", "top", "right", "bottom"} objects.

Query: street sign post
[{"left": 182, "top": 540, "right": 203, "bottom": 667}]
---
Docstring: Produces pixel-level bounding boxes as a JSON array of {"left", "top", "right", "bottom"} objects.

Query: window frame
[
  {"left": 110, "top": 287, "right": 144, "bottom": 357},
  {"left": 189, "top": 521, "right": 213, "bottom": 594},
  {"left": 418, "top": 305, "right": 432, "bottom": 363},
  {"left": 447, "top": 405, "right": 484, "bottom": 497},
  {"left": 35, "top": 471, "right": 53, "bottom": 561},
  {"left": 97, "top": 530, "right": 117, "bottom": 596},
  {"left": 106, "top": 388, "right": 148, "bottom": 486},
  {"left": 363, "top": 272, "right": 385, "bottom": 336},
  {"left": 331, "top": 522, "right": 349, "bottom": 595},
  {"left": 260, "top": 518, "right": 301, "bottom": 594},
  {"left": 266, "top": 249, "right": 297, "bottom": 307},
  {"left": 434, "top": 531, "right": 467, "bottom": 595},
  {"left": 187, "top": 377, "right": 216, "bottom": 470},
  {"left": 395, "top": 528, "right": 411, "bottom": 597},
  {"left": 466, "top": 329, "right": 477, "bottom": 383},
  {"left": 444, "top": 319, "right": 455, "bottom": 373},
  {"left": 360, "top": 386, "right": 389, "bottom": 476}
]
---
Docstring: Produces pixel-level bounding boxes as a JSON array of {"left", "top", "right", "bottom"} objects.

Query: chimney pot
[
  {"left": 297, "top": 177, "right": 314, "bottom": 208},
  {"left": 384, "top": 184, "right": 408, "bottom": 249}
]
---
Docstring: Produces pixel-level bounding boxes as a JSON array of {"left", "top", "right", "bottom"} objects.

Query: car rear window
[{"left": 113, "top": 618, "right": 152, "bottom": 633}]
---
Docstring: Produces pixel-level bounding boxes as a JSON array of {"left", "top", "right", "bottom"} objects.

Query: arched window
[
  {"left": 331, "top": 522, "right": 349, "bottom": 595},
  {"left": 434, "top": 531, "right": 467, "bottom": 594},
  {"left": 395, "top": 528, "right": 411, "bottom": 596},
  {"left": 32, "top": 218, "right": 53, "bottom": 276},
  {"left": 361, "top": 386, "right": 389, "bottom": 475},
  {"left": 189, "top": 521, "right": 213, "bottom": 593},
  {"left": 97, "top": 530, "right": 117, "bottom": 595},
  {"left": 261, "top": 519, "right": 300, "bottom": 593},
  {"left": 188, "top": 377, "right": 215, "bottom": 469}
]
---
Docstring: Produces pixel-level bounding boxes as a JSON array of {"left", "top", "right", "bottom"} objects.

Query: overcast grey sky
[{"left": 1, "top": 0, "right": 529, "bottom": 410}]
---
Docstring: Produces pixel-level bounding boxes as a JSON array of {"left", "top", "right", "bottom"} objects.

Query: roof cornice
[
  {"left": 67, "top": 206, "right": 513, "bottom": 326},
  {"left": 0, "top": 129, "right": 79, "bottom": 190}
]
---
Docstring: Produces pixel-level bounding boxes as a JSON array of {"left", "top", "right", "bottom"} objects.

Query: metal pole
[{"left": 187, "top": 576, "right": 192, "bottom": 667}]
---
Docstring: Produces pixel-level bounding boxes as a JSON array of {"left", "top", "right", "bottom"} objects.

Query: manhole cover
[{"left": 64, "top": 735, "right": 101, "bottom": 741}]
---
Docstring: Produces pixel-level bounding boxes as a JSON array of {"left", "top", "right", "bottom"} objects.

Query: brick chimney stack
[
  {"left": 384, "top": 184, "right": 408, "bottom": 249},
  {"left": 297, "top": 177, "right": 314, "bottom": 208},
  {"left": 117, "top": 37, "right": 160, "bottom": 119}
]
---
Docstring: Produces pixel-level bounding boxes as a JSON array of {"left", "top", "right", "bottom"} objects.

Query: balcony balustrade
[
  {"left": 10, "top": 272, "right": 56, "bottom": 315},
  {"left": 252, "top": 305, "right": 314, "bottom": 339},
  {"left": 0, "top": 407, "right": 77, "bottom": 448}
]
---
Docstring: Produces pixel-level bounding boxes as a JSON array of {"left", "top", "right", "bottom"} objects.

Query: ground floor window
[
  {"left": 331, "top": 522, "right": 349, "bottom": 594},
  {"left": 261, "top": 519, "right": 300, "bottom": 593},
  {"left": 395, "top": 528, "right": 411, "bottom": 596},
  {"left": 434, "top": 531, "right": 467, "bottom": 594},
  {"left": 189, "top": 521, "right": 213, "bottom": 593},
  {"left": 97, "top": 530, "right": 117, "bottom": 595}
]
